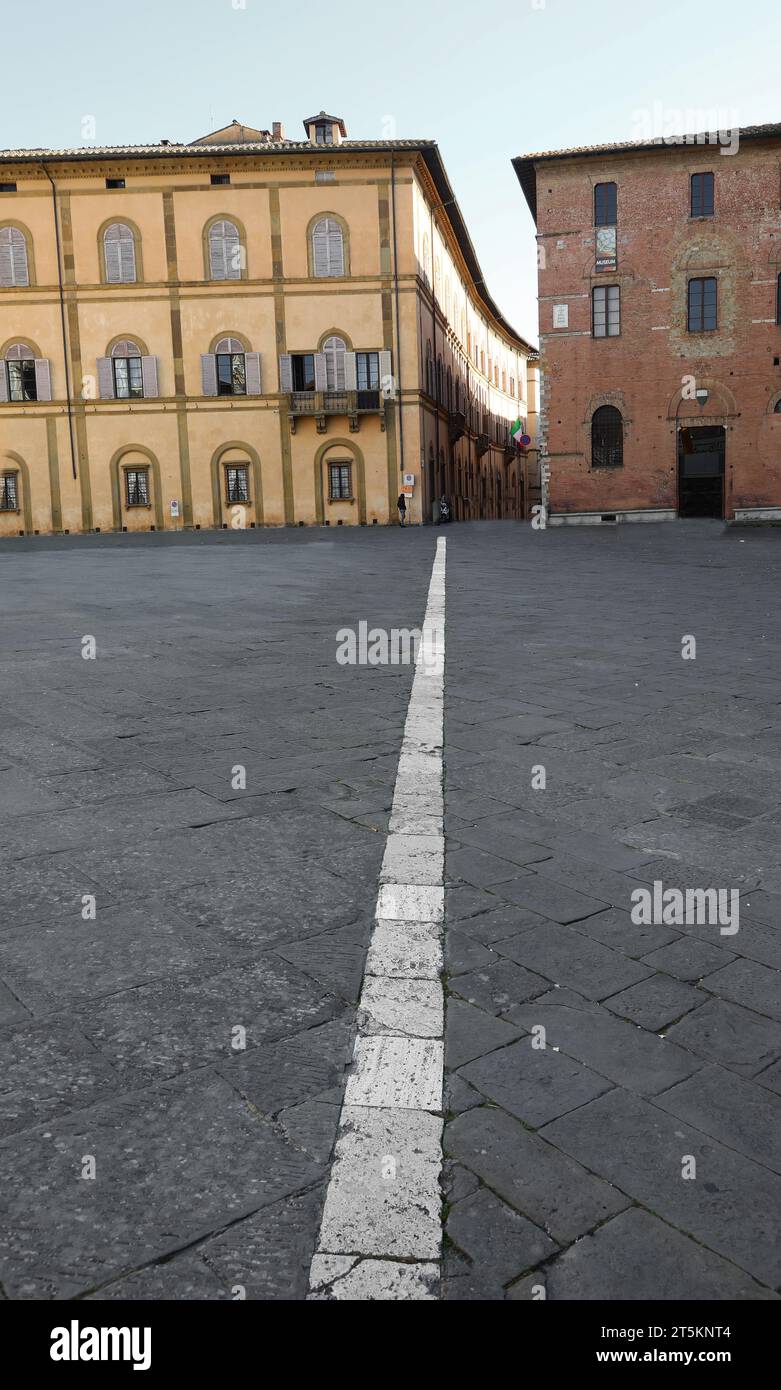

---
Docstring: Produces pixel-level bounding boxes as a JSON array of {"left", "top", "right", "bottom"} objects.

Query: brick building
[{"left": 513, "top": 122, "right": 781, "bottom": 523}]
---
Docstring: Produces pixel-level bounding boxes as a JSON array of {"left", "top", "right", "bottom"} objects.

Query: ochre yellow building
[{"left": 0, "top": 111, "right": 537, "bottom": 536}]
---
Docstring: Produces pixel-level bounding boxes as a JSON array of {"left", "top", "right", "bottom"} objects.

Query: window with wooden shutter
[
  {"left": 4, "top": 343, "right": 37, "bottom": 401},
  {"left": 201, "top": 354, "right": 218, "bottom": 396},
  {"left": 141, "top": 356, "right": 159, "bottom": 399},
  {"left": 209, "top": 220, "right": 242, "bottom": 280},
  {"left": 322, "top": 336, "right": 347, "bottom": 391},
  {"left": 110, "top": 340, "right": 143, "bottom": 399},
  {"left": 97, "top": 357, "right": 115, "bottom": 399},
  {"left": 213, "top": 337, "right": 247, "bottom": 395},
  {"left": 0, "top": 226, "right": 29, "bottom": 287},
  {"left": 311, "top": 217, "right": 345, "bottom": 277},
  {"left": 279, "top": 354, "right": 293, "bottom": 393},
  {"left": 104, "top": 223, "right": 137, "bottom": 283}
]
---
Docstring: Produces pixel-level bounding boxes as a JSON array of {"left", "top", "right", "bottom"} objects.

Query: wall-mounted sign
[
  {"left": 403, "top": 473, "right": 416, "bottom": 487},
  {"left": 170, "top": 499, "right": 180, "bottom": 518},
  {"left": 596, "top": 225, "right": 617, "bottom": 271},
  {"left": 552, "top": 304, "right": 569, "bottom": 329}
]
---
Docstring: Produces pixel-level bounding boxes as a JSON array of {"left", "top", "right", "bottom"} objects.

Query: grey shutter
[
  {"left": 0, "top": 230, "right": 12, "bottom": 287},
  {"left": 119, "top": 233, "right": 137, "bottom": 283},
  {"left": 278, "top": 354, "right": 293, "bottom": 392},
  {"left": 0, "top": 227, "right": 28, "bottom": 287},
  {"left": 0, "top": 365, "right": 8, "bottom": 403},
  {"left": 141, "top": 355, "right": 159, "bottom": 398},
  {"left": 104, "top": 227, "right": 122, "bottom": 283},
  {"left": 245, "top": 352, "right": 261, "bottom": 396},
  {"left": 312, "top": 221, "right": 329, "bottom": 277},
  {"left": 327, "top": 220, "right": 344, "bottom": 276},
  {"left": 201, "top": 354, "right": 218, "bottom": 396},
  {"left": 379, "top": 349, "right": 394, "bottom": 398},
  {"left": 34, "top": 358, "right": 52, "bottom": 401},
  {"left": 209, "top": 223, "right": 227, "bottom": 279},
  {"left": 97, "top": 357, "right": 115, "bottom": 399},
  {"left": 343, "top": 351, "right": 357, "bottom": 391},
  {"left": 314, "top": 352, "right": 327, "bottom": 392}
]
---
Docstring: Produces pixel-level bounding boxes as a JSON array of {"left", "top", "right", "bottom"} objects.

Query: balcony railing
[
  {"left": 290, "top": 389, "right": 382, "bottom": 415},
  {"left": 288, "top": 388, "right": 386, "bottom": 433}
]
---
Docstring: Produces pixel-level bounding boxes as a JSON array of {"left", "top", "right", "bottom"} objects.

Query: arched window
[
  {"left": 592, "top": 405, "right": 624, "bottom": 468},
  {"left": 447, "top": 367, "right": 453, "bottom": 411},
  {"left": 777, "top": 272, "right": 781, "bottom": 326},
  {"left": 311, "top": 217, "right": 345, "bottom": 277},
  {"left": 437, "top": 356, "right": 444, "bottom": 403},
  {"left": 209, "top": 220, "right": 242, "bottom": 280},
  {"left": 425, "top": 340, "right": 433, "bottom": 397},
  {"left": 0, "top": 226, "right": 29, "bottom": 287},
  {"left": 104, "top": 223, "right": 137, "bottom": 283},
  {"left": 774, "top": 399, "right": 781, "bottom": 413},
  {"left": 3, "top": 341, "right": 37, "bottom": 401},
  {"left": 422, "top": 234, "right": 430, "bottom": 286},
  {"left": 322, "top": 335, "right": 347, "bottom": 391},
  {"left": 214, "top": 336, "right": 246, "bottom": 395},
  {"left": 111, "top": 340, "right": 143, "bottom": 399}
]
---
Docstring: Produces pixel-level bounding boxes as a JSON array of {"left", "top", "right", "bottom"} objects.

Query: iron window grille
[
  {"left": 691, "top": 173, "right": 714, "bottom": 217},
  {"left": 112, "top": 356, "right": 144, "bottom": 399},
  {"left": 0, "top": 473, "right": 18, "bottom": 510},
  {"left": 211, "top": 174, "right": 231, "bottom": 185},
  {"left": 593, "top": 285, "right": 621, "bottom": 337},
  {"left": 216, "top": 352, "right": 246, "bottom": 396},
  {"left": 591, "top": 405, "right": 624, "bottom": 467},
  {"left": 125, "top": 468, "right": 150, "bottom": 506},
  {"left": 225, "top": 465, "right": 250, "bottom": 504},
  {"left": 328, "top": 462, "right": 352, "bottom": 500},
  {"left": 688, "top": 277, "right": 718, "bottom": 332},
  {"left": 106, "top": 178, "right": 125, "bottom": 189},
  {"left": 594, "top": 182, "right": 617, "bottom": 226},
  {"left": 6, "top": 358, "right": 37, "bottom": 401}
]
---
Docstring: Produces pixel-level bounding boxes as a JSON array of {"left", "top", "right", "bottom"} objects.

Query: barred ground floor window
[
  {"left": 328, "top": 461, "right": 352, "bottom": 500},
  {"left": 125, "top": 467, "right": 150, "bottom": 507},
  {"left": 0, "top": 471, "right": 18, "bottom": 510},
  {"left": 225, "top": 464, "right": 250, "bottom": 504}
]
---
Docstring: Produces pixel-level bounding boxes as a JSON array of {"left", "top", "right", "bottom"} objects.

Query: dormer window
[{"left": 303, "top": 111, "right": 347, "bottom": 147}]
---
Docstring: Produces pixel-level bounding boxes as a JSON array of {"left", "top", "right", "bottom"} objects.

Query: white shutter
[
  {"left": 312, "top": 220, "right": 329, "bottom": 277},
  {"left": 0, "top": 227, "right": 28, "bottom": 287},
  {"left": 97, "top": 357, "right": 115, "bottom": 399},
  {"left": 141, "top": 356, "right": 159, "bottom": 398},
  {"left": 210, "top": 220, "right": 240, "bottom": 280},
  {"left": 201, "top": 354, "right": 218, "bottom": 396},
  {"left": 379, "top": 349, "right": 394, "bottom": 398},
  {"left": 314, "top": 352, "right": 327, "bottom": 391},
  {"left": 34, "top": 359, "right": 52, "bottom": 401},
  {"left": 0, "top": 365, "right": 8, "bottom": 403},
  {"left": 343, "top": 351, "right": 357, "bottom": 391},
  {"left": 245, "top": 352, "right": 262, "bottom": 396},
  {"left": 104, "top": 224, "right": 136, "bottom": 283},
  {"left": 327, "top": 219, "right": 344, "bottom": 276},
  {"left": 278, "top": 354, "right": 293, "bottom": 392}
]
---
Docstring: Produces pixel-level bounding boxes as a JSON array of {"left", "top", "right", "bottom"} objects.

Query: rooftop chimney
[{"left": 272, "top": 121, "right": 284, "bottom": 141}]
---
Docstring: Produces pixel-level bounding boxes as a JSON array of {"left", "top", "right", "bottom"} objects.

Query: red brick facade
[{"left": 514, "top": 128, "right": 781, "bottom": 522}]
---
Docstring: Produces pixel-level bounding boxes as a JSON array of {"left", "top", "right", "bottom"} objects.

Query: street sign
[{"left": 170, "top": 499, "right": 180, "bottom": 518}]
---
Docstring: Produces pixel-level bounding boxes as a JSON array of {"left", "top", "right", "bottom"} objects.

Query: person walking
[{"left": 397, "top": 492, "right": 407, "bottom": 526}]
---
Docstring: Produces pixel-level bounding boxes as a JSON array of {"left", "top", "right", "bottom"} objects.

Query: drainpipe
[
  {"left": 42, "top": 163, "right": 78, "bottom": 482},
  {"left": 390, "top": 152, "right": 405, "bottom": 484}
]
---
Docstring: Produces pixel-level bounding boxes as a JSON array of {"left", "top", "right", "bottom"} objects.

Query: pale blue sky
[{"left": 6, "top": 0, "right": 779, "bottom": 343}]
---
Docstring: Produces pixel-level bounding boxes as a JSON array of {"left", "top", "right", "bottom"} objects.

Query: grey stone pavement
[
  {"left": 442, "top": 520, "right": 781, "bottom": 1301},
  {"left": 0, "top": 519, "right": 779, "bottom": 1301}
]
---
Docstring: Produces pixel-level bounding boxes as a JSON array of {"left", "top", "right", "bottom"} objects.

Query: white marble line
[{"left": 308, "top": 538, "right": 447, "bottom": 1299}]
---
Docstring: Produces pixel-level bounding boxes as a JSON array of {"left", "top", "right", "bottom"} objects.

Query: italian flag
[{"left": 510, "top": 418, "right": 525, "bottom": 445}]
